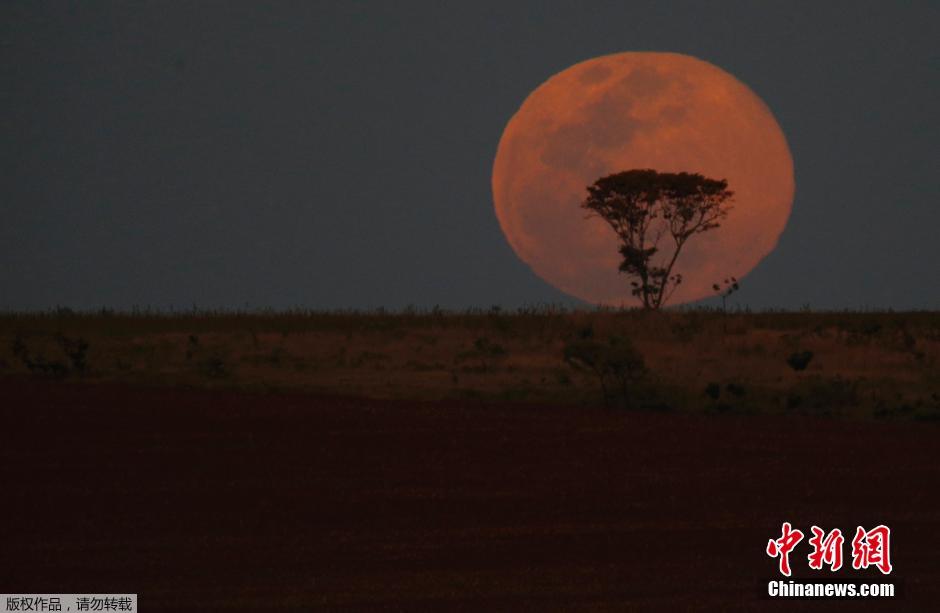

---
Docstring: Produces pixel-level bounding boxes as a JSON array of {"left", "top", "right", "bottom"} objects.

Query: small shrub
[
  {"left": 11, "top": 334, "right": 69, "bottom": 378},
  {"left": 473, "top": 337, "right": 506, "bottom": 357},
  {"left": 563, "top": 336, "right": 645, "bottom": 408},
  {"left": 787, "top": 351, "right": 814, "bottom": 372},
  {"left": 873, "top": 404, "right": 915, "bottom": 420},
  {"left": 56, "top": 334, "right": 89, "bottom": 374},
  {"left": 671, "top": 320, "right": 702, "bottom": 343},
  {"left": 186, "top": 335, "right": 199, "bottom": 361},
  {"left": 704, "top": 382, "right": 721, "bottom": 400},
  {"left": 200, "top": 356, "right": 228, "bottom": 379},
  {"left": 454, "top": 337, "right": 507, "bottom": 373},
  {"left": 25, "top": 356, "right": 69, "bottom": 378},
  {"left": 707, "top": 403, "right": 734, "bottom": 414},
  {"left": 791, "top": 377, "right": 859, "bottom": 414},
  {"left": 913, "top": 403, "right": 940, "bottom": 422},
  {"left": 11, "top": 334, "right": 28, "bottom": 363},
  {"left": 349, "top": 351, "right": 391, "bottom": 368}
]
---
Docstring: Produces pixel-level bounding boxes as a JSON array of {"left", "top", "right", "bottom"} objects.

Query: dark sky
[{"left": 2, "top": 1, "right": 937, "bottom": 311}]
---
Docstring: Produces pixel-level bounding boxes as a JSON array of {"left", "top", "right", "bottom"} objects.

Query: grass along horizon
[{"left": 1, "top": 309, "right": 938, "bottom": 421}]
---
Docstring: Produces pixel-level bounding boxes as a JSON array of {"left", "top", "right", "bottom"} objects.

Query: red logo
[
  {"left": 851, "top": 525, "right": 892, "bottom": 575},
  {"left": 767, "top": 523, "right": 892, "bottom": 575},
  {"left": 766, "top": 522, "right": 804, "bottom": 576},
  {"left": 807, "top": 526, "right": 844, "bottom": 571}
]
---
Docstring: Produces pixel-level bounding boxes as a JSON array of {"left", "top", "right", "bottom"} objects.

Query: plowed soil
[{"left": 2, "top": 377, "right": 937, "bottom": 610}]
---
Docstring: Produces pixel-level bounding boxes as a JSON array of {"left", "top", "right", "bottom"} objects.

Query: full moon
[{"left": 492, "top": 52, "right": 794, "bottom": 306}]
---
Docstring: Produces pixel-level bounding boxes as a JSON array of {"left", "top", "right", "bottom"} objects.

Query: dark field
[{"left": 2, "top": 376, "right": 938, "bottom": 610}]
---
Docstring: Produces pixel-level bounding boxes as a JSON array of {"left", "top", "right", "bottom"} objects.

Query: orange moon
[{"left": 492, "top": 52, "right": 794, "bottom": 306}]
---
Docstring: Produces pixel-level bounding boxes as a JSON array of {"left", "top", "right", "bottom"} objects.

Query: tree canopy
[{"left": 582, "top": 169, "right": 733, "bottom": 309}]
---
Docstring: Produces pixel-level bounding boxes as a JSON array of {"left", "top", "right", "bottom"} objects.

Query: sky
[{"left": 2, "top": 1, "right": 937, "bottom": 311}]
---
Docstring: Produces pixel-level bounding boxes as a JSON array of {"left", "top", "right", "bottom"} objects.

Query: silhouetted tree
[{"left": 582, "top": 169, "right": 733, "bottom": 309}]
